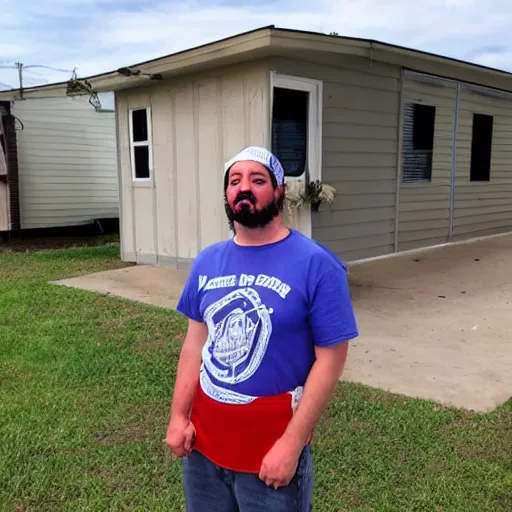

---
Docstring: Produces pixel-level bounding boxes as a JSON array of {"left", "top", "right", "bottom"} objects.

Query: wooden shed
[{"left": 4, "top": 27, "right": 512, "bottom": 264}]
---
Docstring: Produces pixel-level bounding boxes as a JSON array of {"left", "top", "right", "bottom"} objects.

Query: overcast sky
[{"left": 1, "top": 0, "right": 511, "bottom": 90}]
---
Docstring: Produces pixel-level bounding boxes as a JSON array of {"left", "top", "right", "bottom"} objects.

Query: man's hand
[
  {"left": 258, "top": 436, "right": 303, "bottom": 489},
  {"left": 166, "top": 415, "right": 196, "bottom": 458},
  {"left": 258, "top": 341, "right": 349, "bottom": 489},
  {"left": 166, "top": 318, "right": 206, "bottom": 458}
]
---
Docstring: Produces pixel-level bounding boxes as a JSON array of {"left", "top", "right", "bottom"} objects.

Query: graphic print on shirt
[
  {"left": 202, "top": 287, "right": 273, "bottom": 385},
  {"left": 199, "top": 272, "right": 292, "bottom": 391}
]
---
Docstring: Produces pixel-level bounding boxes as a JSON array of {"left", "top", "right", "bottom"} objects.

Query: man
[{"left": 166, "top": 146, "right": 358, "bottom": 511}]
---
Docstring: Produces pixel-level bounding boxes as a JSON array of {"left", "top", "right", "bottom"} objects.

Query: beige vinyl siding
[
  {"left": 12, "top": 95, "right": 118, "bottom": 229},
  {"left": 271, "top": 55, "right": 401, "bottom": 262},
  {"left": 452, "top": 85, "right": 512, "bottom": 240},
  {"left": 116, "top": 62, "right": 269, "bottom": 266},
  {"left": 0, "top": 182, "right": 9, "bottom": 231},
  {"left": 398, "top": 73, "right": 456, "bottom": 251}
]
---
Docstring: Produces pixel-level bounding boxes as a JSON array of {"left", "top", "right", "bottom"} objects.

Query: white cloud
[
  {"left": 0, "top": 43, "right": 28, "bottom": 57},
  {"left": 0, "top": 0, "right": 511, "bottom": 90},
  {"left": 470, "top": 50, "right": 512, "bottom": 68}
]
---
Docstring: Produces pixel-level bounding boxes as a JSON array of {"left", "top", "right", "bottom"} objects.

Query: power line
[
  {"left": 0, "top": 63, "right": 74, "bottom": 73},
  {"left": 24, "top": 64, "right": 75, "bottom": 74},
  {"left": 1, "top": 62, "right": 76, "bottom": 97},
  {"left": 23, "top": 78, "right": 48, "bottom": 86},
  {"left": 22, "top": 69, "right": 51, "bottom": 78}
]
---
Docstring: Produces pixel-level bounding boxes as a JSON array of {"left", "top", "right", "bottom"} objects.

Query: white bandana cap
[{"left": 224, "top": 146, "right": 285, "bottom": 186}]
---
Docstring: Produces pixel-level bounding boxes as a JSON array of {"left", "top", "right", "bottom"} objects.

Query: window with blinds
[
  {"left": 470, "top": 113, "right": 493, "bottom": 182},
  {"left": 402, "top": 102, "right": 436, "bottom": 183},
  {"left": 271, "top": 87, "right": 308, "bottom": 177}
]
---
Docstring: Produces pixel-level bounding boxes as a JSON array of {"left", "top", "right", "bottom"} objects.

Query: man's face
[{"left": 224, "top": 160, "right": 283, "bottom": 229}]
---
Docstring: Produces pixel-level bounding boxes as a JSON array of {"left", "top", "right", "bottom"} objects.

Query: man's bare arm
[
  {"left": 166, "top": 319, "right": 208, "bottom": 457},
  {"left": 170, "top": 319, "right": 208, "bottom": 419},
  {"left": 259, "top": 340, "right": 349, "bottom": 487},
  {"left": 282, "top": 340, "right": 349, "bottom": 447}
]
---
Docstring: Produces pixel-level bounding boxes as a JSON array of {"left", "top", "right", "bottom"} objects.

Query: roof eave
[
  {"left": 372, "top": 42, "right": 512, "bottom": 92},
  {"left": 0, "top": 28, "right": 275, "bottom": 100},
  {"left": 1, "top": 27, "right": 511, "bottom": 101},
  {"left": 269, "top": 30, "right": 512, "bottom": 92}
]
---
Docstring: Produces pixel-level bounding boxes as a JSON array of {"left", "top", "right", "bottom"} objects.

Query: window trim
[
  {"left": 269, "top": 72, "right": 323, "bottom": 184},
  {"left": 129, "top": 106, "right": 153, "bottom": 182},
  {"left": 269, "top": 72, "right": 322, "bottom": 240}
]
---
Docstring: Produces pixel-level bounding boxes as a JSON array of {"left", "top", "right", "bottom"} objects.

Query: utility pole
[{"left": 16, "top": 62, "right": 23, "bottom": 99}]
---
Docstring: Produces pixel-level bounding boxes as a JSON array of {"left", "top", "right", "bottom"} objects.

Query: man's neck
[{"left": 233, "top": 219, "right": 290, "bottom": 247}]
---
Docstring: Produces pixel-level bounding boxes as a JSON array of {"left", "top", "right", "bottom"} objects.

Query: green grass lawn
[{"left": 1, "top": 245, "right": 511, "bottom": 512}]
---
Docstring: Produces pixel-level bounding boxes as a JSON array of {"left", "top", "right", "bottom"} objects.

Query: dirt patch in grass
[
  {"left": 0, "top": 230, "right": 120, "bottom": 253},
  {"left": 129, "top": 332, "right": 185, "bottom": 362},
  {"left": 93, "top": 422, "right": 152, "bottom": 446},
  {"left": 93, "top": 400, "right": 169, "bottom": 446},
  {"left": 130, "top": 338, "right": 167, "bottom": 355}
]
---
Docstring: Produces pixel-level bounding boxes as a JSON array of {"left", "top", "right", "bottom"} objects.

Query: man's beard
[{"left": 225, "top": 190, "right": 283, "bottom": 229}]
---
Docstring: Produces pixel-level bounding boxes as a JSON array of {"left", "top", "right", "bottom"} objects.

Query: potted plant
[{"left": 285, "top": 179, "right": 337, "bottom": 213}]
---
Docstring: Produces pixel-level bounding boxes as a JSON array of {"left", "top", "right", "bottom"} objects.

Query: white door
[{"left": 269, "top": 72, "right": 323, "bottom": 238}]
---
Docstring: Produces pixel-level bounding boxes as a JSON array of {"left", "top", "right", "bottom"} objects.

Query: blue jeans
[{"left": 182, "top": 446, "right": 313, "bottom": 512}]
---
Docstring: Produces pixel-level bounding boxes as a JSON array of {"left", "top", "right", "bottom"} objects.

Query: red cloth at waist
[{"left": 190, "top": 382, "right": 309, "bottom": 474}]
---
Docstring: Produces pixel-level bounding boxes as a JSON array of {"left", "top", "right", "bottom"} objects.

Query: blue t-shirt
[{"left": 176, "top": 229, "right": 358, "bottom": 402}]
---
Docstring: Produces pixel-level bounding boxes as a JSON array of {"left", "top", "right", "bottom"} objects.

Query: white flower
[
  {"left": 318, "top": 183, "right": 336, "bottom": 204},
  {"left": 284, "top": 179, "right": 337, "bottom": 212}
]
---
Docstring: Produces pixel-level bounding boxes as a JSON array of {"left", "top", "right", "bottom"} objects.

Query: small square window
[
  {"left": 134, "top": 146, "right": 150, "bottom": 179},
  {"left": 132, "top": 109, "right": 148, "bottom": 143}
]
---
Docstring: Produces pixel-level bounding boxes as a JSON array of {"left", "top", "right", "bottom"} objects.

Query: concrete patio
[{"left": 53, "top": 233, "right": 512, "bottom": 412}]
